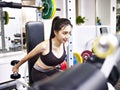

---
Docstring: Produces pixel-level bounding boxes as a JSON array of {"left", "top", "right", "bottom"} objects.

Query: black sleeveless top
[{"left": 40, "top": 39, "right": 66, "bottom": 66}]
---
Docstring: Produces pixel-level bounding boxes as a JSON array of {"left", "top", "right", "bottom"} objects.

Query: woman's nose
[{"left": 66, "top": 34, "right": 70, "bottom": 38}]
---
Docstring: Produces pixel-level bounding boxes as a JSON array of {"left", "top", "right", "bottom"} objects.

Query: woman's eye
[
  {"left": 63, "top": 32, "right": 71, "bottom": 35},
  {"left": 63, "top": 32, "right": 67, "bottom": 35}
]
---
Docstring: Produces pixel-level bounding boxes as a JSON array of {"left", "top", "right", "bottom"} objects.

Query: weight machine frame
[
  {"left": 66, "top": 0, "right": 76, "bottom": 67},
  {"left": 0, "top": 6, "right": 6, "bottom": 53}
]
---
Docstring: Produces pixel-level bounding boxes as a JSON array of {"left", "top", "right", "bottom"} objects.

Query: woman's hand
[{"left": 12, "top": 66, "right": 19, "bottom": 73}]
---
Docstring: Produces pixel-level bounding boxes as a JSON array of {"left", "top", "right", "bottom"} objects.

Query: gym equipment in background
[
  {"left": 100, "top": 27, "right": 108, "bottom": 35},
  {"left": 3, "top": 11, "right": 15, "bottom": 25},
  {"left": 73, "top": 52, "right": 83, "bottom": 64},
  {"left": 81, "top": 50, "right": 93, "bottom": 62},
  {"left": 73, "top": 55, "right": 77, "bottom": 65},
  {"left": 0, "top": 0, "right": 61, "bottom": 19},
  {"left": 92, "top": 34, "right": 119, "bottom": 59}
]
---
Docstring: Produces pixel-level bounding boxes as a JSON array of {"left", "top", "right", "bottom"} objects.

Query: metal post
[
  {"left": 0, "top": 8, "right": 6, "bottom": 53},
  {"left": 35, "top": 0, "right": 42, "bottom": 21},
  {"left": 66, "top": 0, "right": 76, "bottom": 67}
]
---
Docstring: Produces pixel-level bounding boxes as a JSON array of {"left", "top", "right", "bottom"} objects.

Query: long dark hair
[{"left": 50, "top": 16, "right": 73, "bottom": 39}]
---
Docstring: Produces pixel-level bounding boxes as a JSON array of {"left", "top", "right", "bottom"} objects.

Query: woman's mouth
[{"left": 63, "top": 39, "right": 68, "bottom": 42}]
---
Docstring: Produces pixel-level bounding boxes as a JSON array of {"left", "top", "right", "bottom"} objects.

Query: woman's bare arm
[{"left": 12, "top": 41, "right": 46, "bottom": 72}]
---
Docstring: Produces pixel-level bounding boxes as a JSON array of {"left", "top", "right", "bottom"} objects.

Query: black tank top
[{"left": 40, "top": 39, "right": 66, "bottom": 66}]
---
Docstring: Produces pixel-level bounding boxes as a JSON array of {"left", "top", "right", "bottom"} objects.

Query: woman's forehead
[{"left": 61, "top": 25, "right": 72, "bottom": 31}]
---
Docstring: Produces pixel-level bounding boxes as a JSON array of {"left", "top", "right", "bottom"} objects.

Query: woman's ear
[{"left": 54, "top": 30, "right": 58, "bottom": 36}]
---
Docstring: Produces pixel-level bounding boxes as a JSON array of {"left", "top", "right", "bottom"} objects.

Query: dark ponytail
[
  {"left": 50, "top": 16, "right": 60, "bottom": 39},
  {"left": 50, "top": 16, "right": 73, "bottom": 39}
]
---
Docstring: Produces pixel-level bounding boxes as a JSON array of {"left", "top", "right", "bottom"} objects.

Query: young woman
[{"left": 12, "top": 16, "right": 73, "bottom": 83}]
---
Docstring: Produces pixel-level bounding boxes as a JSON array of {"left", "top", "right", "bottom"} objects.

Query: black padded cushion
[{"left": 25, "top": 21, "right": 44, "bottom": 85}]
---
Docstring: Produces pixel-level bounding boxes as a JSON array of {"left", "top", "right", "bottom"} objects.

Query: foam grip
[{"left": 30, "top": 63, "right": 108, "bottom": 90}]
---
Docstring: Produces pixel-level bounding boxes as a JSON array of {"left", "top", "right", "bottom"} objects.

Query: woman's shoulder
[{"left": 37, "top": 39, "right": 50, "bottom": 49}]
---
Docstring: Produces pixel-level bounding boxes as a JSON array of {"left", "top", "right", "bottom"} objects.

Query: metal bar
[
  {"left": 66, "top": 0, "right": 76, "bottom": 67},
  {"left": 0, "top": 8, "right": 6, "bottom": 52},
  {"left": 22, "top": 5, "right": 41, "bottom": 9},
  {"left": 0, "top": 1, "right": 22, "bottom": 9},
  {"left": 0, "top": 1, "right": 61, "bottom": 11}
]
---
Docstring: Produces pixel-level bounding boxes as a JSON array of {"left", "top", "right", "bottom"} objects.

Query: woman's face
[{"left": 54, "top": 25, "right": 72, "bottom": 43}]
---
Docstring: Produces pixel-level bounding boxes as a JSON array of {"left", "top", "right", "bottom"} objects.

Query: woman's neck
[{"left": 52, "top": 37, "right": 62, "bottom": 47}]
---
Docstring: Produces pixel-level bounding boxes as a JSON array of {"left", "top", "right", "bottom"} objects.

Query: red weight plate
[{"left": 81, "top": 50, "right": 92, "bottom": 62}]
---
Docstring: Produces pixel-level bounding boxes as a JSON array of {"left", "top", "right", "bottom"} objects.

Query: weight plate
[
  {"left": 73, "top": 52, "right": 83, "bottom": 64},
  {"left": 92, "top": 36, "right": 114, "bottom": 59},
  {"left": 81, "top": 50, "right": 92, "bottom": 62},
  {"left": 73, "top": 56, "right": 77, "bottom": 65},
  {"left": 42, "top": 0, "right": 54, "bottom": 19},
  {"left": 50, "top": 0, "right": 56, "bottom": 19},
  {"left": 4, "top": 11, "right": 9, "bottom": 25}
]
